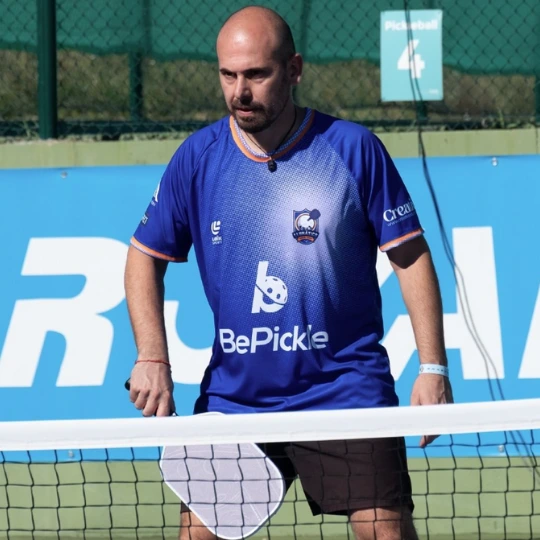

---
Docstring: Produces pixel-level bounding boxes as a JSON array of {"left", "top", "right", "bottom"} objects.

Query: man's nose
[{"left": 234, "top": 77, "right": 251, "bottom": 101}]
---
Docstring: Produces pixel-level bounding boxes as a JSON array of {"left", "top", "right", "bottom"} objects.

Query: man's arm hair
[
  {"left": 386, "top": 236, "right": 447, "bottom": 366},
  {"left": 124, "top": 245, "right": 170, "bottom": 360}
]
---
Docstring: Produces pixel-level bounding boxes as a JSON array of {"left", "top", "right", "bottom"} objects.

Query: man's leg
[
  {"left": 349, "top": 506, "right": 418, "bottom": 540},
  {"left": 179, "top": 505, "right": 217, "bottom": 540},
  {"left": 286, "top": 438, "right": 415, "bottom": 540}
]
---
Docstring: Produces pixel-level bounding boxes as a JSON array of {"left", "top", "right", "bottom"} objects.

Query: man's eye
[{"left": 246, "top": 71, "right": 267, "bottom": 80}]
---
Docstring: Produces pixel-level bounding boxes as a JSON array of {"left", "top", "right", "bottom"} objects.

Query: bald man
[{"left": 125, "top": 6, "right": 452, "bottom": 540}]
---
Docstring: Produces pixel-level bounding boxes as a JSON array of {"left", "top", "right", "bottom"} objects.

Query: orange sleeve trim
[
  {"left": 379, "top": 228, "right": 424, "bottom": 252},
  {"left": 130, "top": 237, "right": 187, "bottom": 263},
  {"left": 229, "top": 110, "right": 316, "bottom": 163}
]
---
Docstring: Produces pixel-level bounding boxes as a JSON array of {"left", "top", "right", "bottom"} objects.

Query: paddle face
[{"left": 160, "top": 438, "right": 285, "bottom": 539}]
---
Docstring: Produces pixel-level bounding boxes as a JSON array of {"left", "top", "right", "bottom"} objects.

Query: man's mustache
[{"left": 232, "top": 101, "right": 264, "bottom": 111}]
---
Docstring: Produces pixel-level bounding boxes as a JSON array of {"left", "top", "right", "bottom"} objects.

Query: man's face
[{"left": 217, "top": 36, "right": 292, "bottom": 133}]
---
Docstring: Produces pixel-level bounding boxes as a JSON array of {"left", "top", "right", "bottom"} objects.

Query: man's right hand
[{"left": 129, "top": 361, "right": 175, "bottom": 417}]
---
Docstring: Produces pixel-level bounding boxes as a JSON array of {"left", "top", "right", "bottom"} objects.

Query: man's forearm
[
  {"left": 398, "top": 252, "right": 446, "bottom": 365},
  {"left": 124, "top": 245, "right": 169, "bottom": 360},
  {"left": 390, "top": 240, "right": 447, "bottom": 366}
]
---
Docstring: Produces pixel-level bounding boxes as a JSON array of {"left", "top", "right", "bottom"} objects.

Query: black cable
[{"left": 401, "top": 0, "right": 538, "bottom": 477}]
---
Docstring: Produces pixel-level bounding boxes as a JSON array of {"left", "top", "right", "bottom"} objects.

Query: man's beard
[
  {"left": 232, "top": 105, "right": 274, "bottom": 133},
  {"left": 230, "top": 90, "right": 289, "bottom": 134}
]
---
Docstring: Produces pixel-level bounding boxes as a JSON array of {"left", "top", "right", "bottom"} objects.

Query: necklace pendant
[{"left": 267, "top": 159, "right": 277, "bottom": 172}]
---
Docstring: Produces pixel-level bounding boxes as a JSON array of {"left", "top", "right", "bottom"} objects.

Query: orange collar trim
[{"left": 229, "top": 110, "right": 315, "bottom": 163}]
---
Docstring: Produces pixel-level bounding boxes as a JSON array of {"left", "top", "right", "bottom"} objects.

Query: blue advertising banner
[
  {"left": 381, "top": 10, "right": 443, "bottom": 101},
  {"left": 0, "top": 156, "right": 539, "bottom": 422}
]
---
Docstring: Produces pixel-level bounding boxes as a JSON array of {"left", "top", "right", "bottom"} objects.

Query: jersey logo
[
  {"left": 251, "top": 261, "right": 288, "bottom": 314},
  {"left": 292, "top": 209, "right": 320, "bottom": 244},
  {"left": 383, "top": 199, "right": 416, "bottom": 224},
  {"left": 211, "top": 220, "right": 222, "bottom": 245},
  {"left": 152, "top": 181, "right": 161, "bottom": 205}
]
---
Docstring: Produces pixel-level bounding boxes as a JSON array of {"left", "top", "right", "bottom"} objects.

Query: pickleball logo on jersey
[
  {"left": 219, "top": 261, "right": 329, "bottom": 354},
  {"left": 292, "top": 209, "right": 320, "bottom": 244},
  {"left": 251, "top": 261, "right": 288, "bottom": 314}
]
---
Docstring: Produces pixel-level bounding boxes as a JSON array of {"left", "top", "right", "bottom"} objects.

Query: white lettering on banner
[
  {"left": 0, "top": 229, "right": 536, "bottom": 387},
  {"left": 376, "top": 250, "right": 394, "bottom": 287},
  {"left": 0, "top": 238, "right": 211, "bottom": 387},
  {"left": 518, "top": 286, "right": 540, "bottom": 378},
  {"left": 164, "top": 301, "right": 212, "bottom": 384},
  {"left": 381, "top": 227, "right": 505, "bottom": 380},
  {"left": 0, "top": 238, "right": 127, "bottom": 387}
]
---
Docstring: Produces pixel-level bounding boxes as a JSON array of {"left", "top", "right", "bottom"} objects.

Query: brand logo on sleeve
[
  {"left": 383, "top": 200, "right": 416, "bottom": 224},
  {"left": 292, "top": 209, "right": 320, "bottom": 244}
]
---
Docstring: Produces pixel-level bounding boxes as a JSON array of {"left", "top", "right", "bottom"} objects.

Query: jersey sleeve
[
  {"left": 131, "top": 145, "right": 193, "bottom": 262},
  {"left": 360, "top": 132, "right": 423, "bottom": 252}
]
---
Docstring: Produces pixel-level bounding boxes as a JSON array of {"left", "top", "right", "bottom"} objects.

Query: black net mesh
[{"left": 1, "top": 420, "right": 539, "bottom": 539}]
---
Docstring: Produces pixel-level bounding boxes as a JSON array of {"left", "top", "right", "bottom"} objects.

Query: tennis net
[{"left": 1, "top": 399, "right": 539, "bottom": 539}]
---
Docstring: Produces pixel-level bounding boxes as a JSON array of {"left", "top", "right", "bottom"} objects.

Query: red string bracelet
[{"left": 135, "top": 359, "right": 170, "bottom": 366}]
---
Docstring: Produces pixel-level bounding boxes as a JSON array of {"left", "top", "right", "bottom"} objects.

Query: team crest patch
[{"left": 292, "top": 209, "right": 321, "bottom": 244}]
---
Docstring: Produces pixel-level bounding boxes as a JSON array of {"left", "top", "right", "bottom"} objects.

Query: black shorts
[{"left": 258, "top": 437, "right": 414, "bottom": 516}]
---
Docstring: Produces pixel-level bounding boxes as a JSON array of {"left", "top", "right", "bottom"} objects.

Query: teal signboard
[{"left": 381, "top": 10, "right": 443, "bottom": 101}]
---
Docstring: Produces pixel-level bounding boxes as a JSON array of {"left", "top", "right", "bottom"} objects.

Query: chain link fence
[{"left": 1, "top": 0, "right": 539, "bottom": 140}]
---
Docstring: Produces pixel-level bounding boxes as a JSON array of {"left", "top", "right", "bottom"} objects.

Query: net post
[{"left": 37, "top": 0, "right": 58, "bottom": 140}]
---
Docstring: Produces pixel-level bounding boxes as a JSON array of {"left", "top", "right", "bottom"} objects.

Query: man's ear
[{"left": 289, "top": 53, "right": 303, "bottom": 85}]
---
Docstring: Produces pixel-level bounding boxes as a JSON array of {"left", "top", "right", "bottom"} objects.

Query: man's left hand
[{"left": 410, "top": 374, "right": 454, "bottom": 448}]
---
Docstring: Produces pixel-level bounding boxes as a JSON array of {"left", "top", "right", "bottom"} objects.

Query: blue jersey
[{"left": 132, "top": 109, "right": 423, "bottom": 414}]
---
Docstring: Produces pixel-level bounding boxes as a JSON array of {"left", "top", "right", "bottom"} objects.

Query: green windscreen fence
[{"left": 1, "top": 0, "right": 540, "bottom": 138}]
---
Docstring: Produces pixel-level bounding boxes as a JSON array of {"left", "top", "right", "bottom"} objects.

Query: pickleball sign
[{"left": 381, "top": 10, "right": 443, "bottom": 102}]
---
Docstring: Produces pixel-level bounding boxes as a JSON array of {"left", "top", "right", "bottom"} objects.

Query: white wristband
[{"left": 419, "top": 364, "right": 449, "bottom": 377}]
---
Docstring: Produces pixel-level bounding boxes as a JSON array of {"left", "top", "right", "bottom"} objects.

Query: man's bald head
[
  {"left": 217, "top": 6, "right": 296, "bottom": 64},
  {"left": 216, "top": 6, "right": 302, "bottom": 135}
]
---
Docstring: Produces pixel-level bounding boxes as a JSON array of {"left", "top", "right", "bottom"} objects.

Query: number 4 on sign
[{"left": 397, "top": 39, "right": 425, "bottom": 79}]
